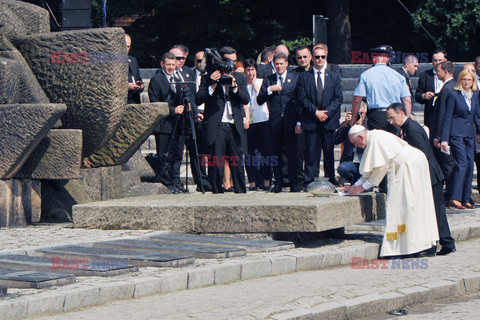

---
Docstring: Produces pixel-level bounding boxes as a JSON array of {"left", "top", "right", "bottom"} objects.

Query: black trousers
[
  {"left": 303, "top": 127, "right": 335, "bottom": 184},
  {"left": 432, "top": 181, "right": 455, "bottom": 250},
  {"left": 271, "top": 120, "right": 298, "bottom": 186},
  {"left": 246, "top": 121, "right": 272, "bottom": 185},
  {"left": 208, "top": 123, "right": 246, "bottom": 193},
  {"left": 155, "top": 130, "right": 184, "bottom": 188}
]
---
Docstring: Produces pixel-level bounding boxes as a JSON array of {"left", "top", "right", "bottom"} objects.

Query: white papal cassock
[{"left": 355, "top": 130, "right": 439, "bottom": 257}]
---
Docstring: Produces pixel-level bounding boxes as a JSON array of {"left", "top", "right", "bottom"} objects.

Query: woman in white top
[{"left": 244, "top": 58, "right": 272, "bottom": 191}]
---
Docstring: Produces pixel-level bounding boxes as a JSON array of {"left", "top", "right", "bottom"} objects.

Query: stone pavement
[{"left": 0, "top": 209, "right": 479, "bottom": 319}]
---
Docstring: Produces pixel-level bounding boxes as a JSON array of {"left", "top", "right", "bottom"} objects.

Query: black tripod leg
[
  {"left": 188, "top": 113, "right": 205, "bottom": 193},
  {"left": 159, "top": 115, "right": 181, "bottom": 188}
]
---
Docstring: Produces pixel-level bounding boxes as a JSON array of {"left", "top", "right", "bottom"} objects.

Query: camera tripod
[{"left": 159, "top": 82, "right": 205, "bottom": 194}]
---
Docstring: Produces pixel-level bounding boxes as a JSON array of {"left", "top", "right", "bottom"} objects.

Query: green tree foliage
[{"left": 413, "top": 0, "right": 480, "bottom": 51}]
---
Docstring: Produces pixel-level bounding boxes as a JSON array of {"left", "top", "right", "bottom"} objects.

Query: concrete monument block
[
  {"left": 0, "top": 4, "right": 28, "bottom": 41},
  {"left": 0, "top": 104, "right": 66, "bottom": 179},
  {"left": 0, "top": 0, "right": 50, "bottom": 36},
  {"left": 14, "top": 129, "right": 82, "bottom": 180},
  {"left": 14, "top": 28, "right": 128, "bottom": 157},
  {"left": 86, "top": 102, "right": 168, "bottom": 167},
  {"left": 80, "top": 166, "right": 124, "bottom": 201},
  {"left": 41, "top": 179, "right": 93, "bottom": 222},
  {"left": 0, "top": 39, "right": 50, "bottom": 104},
  {"left": 0, "top": 179, "right": 40, "bottom": 227},
  {"left": 122, "top": 150, "right": 156, "bottom": 182}
]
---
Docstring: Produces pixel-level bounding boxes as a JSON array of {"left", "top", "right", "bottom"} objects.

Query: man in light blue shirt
[{"left": 350, "top": 45, "right": 412, "bottom": 131}]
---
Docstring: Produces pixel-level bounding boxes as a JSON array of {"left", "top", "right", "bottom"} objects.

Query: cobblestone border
[{"left": 0, "top": 222, "right": 478, "bottom": 319}]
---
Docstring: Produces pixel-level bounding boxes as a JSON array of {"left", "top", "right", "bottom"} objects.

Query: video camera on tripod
[{"left": 201, "top": 48, "right": 236, "bottom": 87}]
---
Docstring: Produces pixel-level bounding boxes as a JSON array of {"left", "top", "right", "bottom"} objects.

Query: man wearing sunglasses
[{"left": 297, "top": 46, "right": 343, "bottom": 187}]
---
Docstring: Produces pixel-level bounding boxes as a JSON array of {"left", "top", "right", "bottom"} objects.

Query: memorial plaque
[
  {"left": 0, "top": 254, "right": 138, "bottom": 277},
  {"left": 149, "top": 233, "right": 295, "bottom": 253},
  {"left": 36, "top": 246, "right": 194, "bottom": 267},
  {"left": 93, "top": 239, "right": 246, "bottom": 259},
  {"left": 0, "top": 267, "right": 75, "bottom": 289}
]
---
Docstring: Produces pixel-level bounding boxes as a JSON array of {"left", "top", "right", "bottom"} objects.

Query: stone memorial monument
[{"left": 0, "top": 0, "right": 168, "bottom": 226}]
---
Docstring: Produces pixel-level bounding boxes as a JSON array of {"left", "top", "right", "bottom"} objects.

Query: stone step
[
  {"left": 149, "top": 233, "right": 294, "bottom": 253},
  {"left": 36, "top": 246, "right": 195, "bottom": 268},
  {"left": 93, "top": 239, "right": 247, "bottom": 259},
  {"left": 0, "top": 267, "right": 75, "bottom": 289},
  {"left": 0, "top": 254, "right": 138, "bottom": 277},
  {"left": 73, "top": 193, "right": 386, "bottom": 233}
]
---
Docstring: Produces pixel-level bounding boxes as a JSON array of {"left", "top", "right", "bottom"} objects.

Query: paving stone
[
  {"left": 0, "top": 266, "right": 75, "bottom": 289},
  {"left": 157, "top": 271, "right": 188, "bottom": 293},
  {"left": 187, "top": 267, "right": 215, "bottom": 289},
  {"left": 0, "top": 298, "right": 28, "bottom": 319},
  {"left": 14, "top": 28, "right": 128, "bottom": 157},
  {"left": 240, "top": 259, "right": 272, "bottom": 280},
  {"left": 462, "top": 275, "right": 480, "bottom": 294},
  {"left": 131, "top": 276, "right": 164, "bottom": 298},
  {"left": 36, "top": 245, "right": 194, "bottom": 267},
  {"left": 421, "top": 280, "right": 463, "bottom": 301},
  {"left": 63, "top": 286, "right": 100, "bottom": 312},
  {"left": 149, "top": 233, "right": 294, "bottom": 252},
  {"left": 94, "top": 238, "right": 246, "bottom": 259},
  {"left": 397, "top": 286, "right": 432, "bottom": 306},
  {"left": 13, "top": 129, "right": 82, "bottom": 179},
  {"left": 0, "top": 254, "right": 138, "bottom": 277},
  {"left": 86, "top": 102, "right": 169, "bottom": 167},
  {"left": 97, "top": 282, "right": 135, "bottom": 305},
  {"left": 296, "top": 253, "right": 324, "bottom": 271},
  {"left": 270, "top": 301, "right": 346, "bottom": 320},
  {"left": 24, "top": 291, "right": 66, "bottom": 317},
  {"left": 0, "top": 103, "right": 66, "bottom": 179},
  {"left": 270, "top": 256, "right": 296, "bottom": 275},
  {"left": 214, "top": 263, "right": 241, "bottom": 285},
  {"left": 343, "top": 292, "right": 405, "bottom": 319}
]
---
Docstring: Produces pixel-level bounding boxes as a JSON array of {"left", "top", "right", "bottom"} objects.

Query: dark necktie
[
  {"left": 169, "top": 76, "right": 175, "bottom": 91},
  {"left": 279, "top": 76, "right": 284, "bottom": 88},
  {"left": 317, "top": 71, "right": 323, "bottom": 108}
]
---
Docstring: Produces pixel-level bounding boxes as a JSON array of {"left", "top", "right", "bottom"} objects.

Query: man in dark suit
[
  {"left": 195, "top": 46, "right": 250, "bottom": 193},
  {"left": 296, "top": 46, "right": 343, "bottom": 186},
  {"left": 398, "top": 55, "right": 418, "bottom": 97},
  {"left": 257, "top": 47, "right": 275, "bottom": 79},
  {"left": 431, "top": 61, "right": 456, "bottom": 187},
  {"left": 170, "top": 46, "right": 211, "bottom": 192},
  {"left": 148, "top": 52, "right": 202, "bottom": 194},
  {"left": 125, "top": 34, "right": 144, "bottom": 104},
  {"left": 257, "top": 52, "right": 301, "bottom": 192},
  {"left": 387, "top": 103, "right": 456, "bottom": 256},
  {"left": 415, "top": 49, "right": 451, "bottom": 130},
  {"left": 313, "top": 43, "right": 341, "bottom": 76}
]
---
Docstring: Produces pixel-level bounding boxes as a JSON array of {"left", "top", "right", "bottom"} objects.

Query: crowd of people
[
  {"left": 126, "top": 35, "right": 480, "bottom": 208},
  {"left": 126, "top": 34, "right": 480, "bottom": 257}
]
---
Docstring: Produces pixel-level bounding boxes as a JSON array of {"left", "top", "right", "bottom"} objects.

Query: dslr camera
[{"left": 202, "top": 48, "right": 236, "bottom": 86}]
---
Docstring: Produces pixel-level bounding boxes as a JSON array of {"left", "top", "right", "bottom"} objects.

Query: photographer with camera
[
  {"left": 195, "top": 46, "right": 250, "bottom": 194},
  {"left": 148, "top": 52, "right": 203, "bottom": 194}
]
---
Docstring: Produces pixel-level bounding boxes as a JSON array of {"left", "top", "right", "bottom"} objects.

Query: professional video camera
[{"left": 201, "top": 48, "right": 236, "bottom": 86}]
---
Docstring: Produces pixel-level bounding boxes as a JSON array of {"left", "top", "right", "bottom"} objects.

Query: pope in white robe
[{"left": 345, "top": 126, "right": 439, "bottom": 257}]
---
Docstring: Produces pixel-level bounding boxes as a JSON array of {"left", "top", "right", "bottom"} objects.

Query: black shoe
[
  {"left": 196, "top": 185, "right": 212, "bottom": 192},
  {"left": 167, "top": 186, "right": 180, "bottom": 194},
  {"left": 260, "top": 185, "right": 272, "bottom": 191},
  {"left": 248, "top": 186, "right": 259, "bottom": 191},
  {"left": 223, "top": 186, "right": 234, "bottom": 192},
  {"left": 271, "top": 184, "right": 283, "bottom": 193},
  {"left": 436, "top": 247, "right": 456, "bottom": 256},
  {"left": 290, "top": 184, "right": 302, "bottom": 192},
  {"left": 175, "top": 185, "right": 189, "bottom": 194}
]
